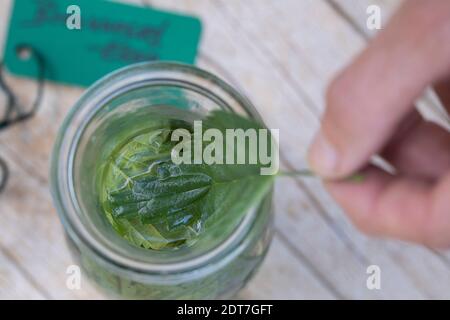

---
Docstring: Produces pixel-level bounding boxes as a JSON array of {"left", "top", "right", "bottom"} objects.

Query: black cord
[
  {"left": 0, "top": 157, "right": 8, "bottom": 193},
  {"left": 0, "top": 45, "right": 45, "bottom": 192}
]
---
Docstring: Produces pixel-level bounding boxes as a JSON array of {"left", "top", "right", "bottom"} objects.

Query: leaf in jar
[{"left": 100, "top": 109, "right": 276, "bottom": 249}]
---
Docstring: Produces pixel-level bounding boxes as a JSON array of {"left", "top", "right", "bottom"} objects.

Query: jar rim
[{"left": 50, "top": 61, "right": 269, "bottom": 276}]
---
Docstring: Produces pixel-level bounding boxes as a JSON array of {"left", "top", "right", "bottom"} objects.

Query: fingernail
[{"left": 308, "top": 132, "right": 338, "bottom": 177}]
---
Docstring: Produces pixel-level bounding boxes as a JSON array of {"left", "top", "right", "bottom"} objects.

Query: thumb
[{"left": 308, "top": 0, "right": 450, "bottom": 179}]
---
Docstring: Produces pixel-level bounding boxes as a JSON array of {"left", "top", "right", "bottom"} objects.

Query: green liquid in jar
[{"left": 97, "top": 107, "right": 274, "bottom": 252}]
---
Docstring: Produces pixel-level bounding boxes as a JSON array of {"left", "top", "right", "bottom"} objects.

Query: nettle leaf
[
  {"left": 99, "top": 110, "right": 275, "bottom": 250},
  {"left": 109, "top": 172, "right": 212, "bottom": 221}
]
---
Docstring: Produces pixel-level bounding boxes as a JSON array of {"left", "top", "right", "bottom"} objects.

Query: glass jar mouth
[{"left": 50, "top": 61, "right": 268, "bottom": 275}]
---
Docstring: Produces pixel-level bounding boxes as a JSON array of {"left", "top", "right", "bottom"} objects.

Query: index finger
[{"left": 308, "top": 0, "right": 450, "bottom": 179}]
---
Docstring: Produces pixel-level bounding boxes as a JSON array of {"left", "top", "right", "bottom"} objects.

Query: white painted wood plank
[
  {"left": 272, "top": 177, "right": 424, "bottom": 299},
  {"left": 239, "top": 236, "right": 336, "bottom": 299},
  {"left": 0, "top": 0, "right": 12, "bottom": 56},
  {"left": 330, "top": 0, "right": 402, "bottom": 37},
  {"left": 0, "top": 249, "right": 45, "bottom": 299},
  {"left": 0, "top": 146, "right": 104, "bottom": 299},
  {"left": 0, "top": 0, "right": 447, "bottom": 299}
]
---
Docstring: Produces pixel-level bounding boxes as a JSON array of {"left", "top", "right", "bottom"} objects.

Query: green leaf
[
  {"left": 99, "top": 110, "right": 275, "bottom": 250},
  {"left": 109, "top": 172, "right": 212, "bottom": 221}
]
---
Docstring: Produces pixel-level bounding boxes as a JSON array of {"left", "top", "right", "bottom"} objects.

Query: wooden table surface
[{"left": 0, "top": 0, "right": 449, "bottom": 299}]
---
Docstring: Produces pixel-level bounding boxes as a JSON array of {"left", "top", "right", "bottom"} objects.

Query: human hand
[{"left": 308, "top": 0, "right": 450, "bottom": 248}]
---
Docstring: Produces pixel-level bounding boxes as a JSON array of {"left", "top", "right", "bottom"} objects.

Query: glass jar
[{"left": 50, "top": 62, "right": 274, "bottom": 299}]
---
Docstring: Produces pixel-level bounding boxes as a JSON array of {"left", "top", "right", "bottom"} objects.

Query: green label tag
[{"left": 4, "top": 0, "right": 202, "bottom": 86}]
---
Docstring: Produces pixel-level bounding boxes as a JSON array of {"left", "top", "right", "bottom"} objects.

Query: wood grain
[{"left": 0, "top": 0, "right": 448, "bottom": 299}]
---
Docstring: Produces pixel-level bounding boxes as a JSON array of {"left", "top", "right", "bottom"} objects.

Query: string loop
[{"left": 0, "top": 45, "right": 45, "bottom": 192}]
